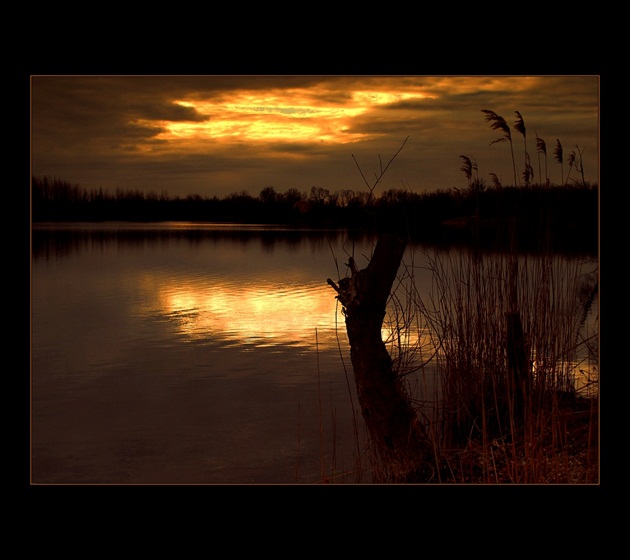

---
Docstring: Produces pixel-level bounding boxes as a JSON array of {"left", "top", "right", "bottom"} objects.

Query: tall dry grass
[{"left": 378, "top": 246, "right": 598, "bottom": 483}]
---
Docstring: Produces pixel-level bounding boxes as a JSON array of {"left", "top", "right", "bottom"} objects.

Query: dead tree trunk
[{"left": 328, "top": 234, "right": 435, "bottom": 482}]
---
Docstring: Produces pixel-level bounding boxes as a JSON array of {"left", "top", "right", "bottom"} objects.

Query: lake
[{"left": 31, "top": 222, "right": 598, "bottom": 484}]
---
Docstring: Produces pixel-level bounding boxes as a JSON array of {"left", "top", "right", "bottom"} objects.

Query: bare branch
[
  {"left": 352, "top": 154, "right": 372, "bottom": 191},
  {"left": 353, "top": 136, "right": 410, "bottom": 201}
]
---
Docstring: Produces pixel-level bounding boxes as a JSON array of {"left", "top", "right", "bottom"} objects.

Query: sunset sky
[{"left": 30, "top": 75, "right": 600, "bottom": 199}]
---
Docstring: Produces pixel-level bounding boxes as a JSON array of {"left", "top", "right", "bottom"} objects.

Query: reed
[
  {"left": 514, "top": 111, "right": 531, "bottom": 187},
  {"left": 482, "top": 109, "right": 518, "bottom": 187},
  {"left": 554, "top": 139, "right": 565, "bottom": 186},
  {"left": 574, "top": 145, "right": 586, "bottom": 187},
  {"left": 460, "top": 155, "right": 474, "bottom": 188},
  {"left": 440, "top": 249, "right": 596, "bottom": 482},
  {"left": 324, "top": 234, "right": 597, "bottom": 484},
  {"left": 567, "top": 149, "right": 577, "bottom": 187},
  {"left": 535, "top": 133, "right": 548, "bottom": 186},
  {"left": 325, "top": 237, "right": 597, "bottom": 483}
]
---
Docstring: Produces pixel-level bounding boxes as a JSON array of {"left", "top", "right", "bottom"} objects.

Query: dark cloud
[
  {"left": 116, "top": 122, "right": 165, "bottom": 141},
  {"left": 139, "top": 100, "right": 207, "bottom": 122},
  {"left": 31, "top": 75, "right": 599, "bottom": 198}
]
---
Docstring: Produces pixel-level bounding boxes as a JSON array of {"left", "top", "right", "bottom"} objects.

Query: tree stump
[{"left": 328, "top": 234, "right": 435, "bottom": 482}]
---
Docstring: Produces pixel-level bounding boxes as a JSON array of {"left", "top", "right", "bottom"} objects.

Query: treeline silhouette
[{"left": 32, "top": 176, "right": 598, "bottom": 254}]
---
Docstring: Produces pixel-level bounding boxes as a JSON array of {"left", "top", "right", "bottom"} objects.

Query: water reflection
[
  {"left": 33, "top": 222, "right": 366, "bottom": 351},
  {"left": 145, "top": 275, "right": 343, "bottom": 350},
  {"left": 31, "top": 223, "right": 598, "bottom": 483},
  {"left": 31, "top": 222, "right": 365, "bottom": 262}
]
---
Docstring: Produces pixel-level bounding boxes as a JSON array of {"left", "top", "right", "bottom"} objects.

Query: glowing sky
[{"left": 31, "top": 75, "right": 599, "bottom": 198}]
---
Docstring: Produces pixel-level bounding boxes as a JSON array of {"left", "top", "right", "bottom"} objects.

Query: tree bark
[{"left": 328, "top": 234, "right": 435, "bottom": 482}]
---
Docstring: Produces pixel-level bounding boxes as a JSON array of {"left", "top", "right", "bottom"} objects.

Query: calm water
[{"left": 31, "top": 223, "right": 598, "bottom": 484}]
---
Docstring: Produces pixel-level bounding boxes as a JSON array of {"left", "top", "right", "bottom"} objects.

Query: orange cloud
[{"left": 131, "top": 85, "right": 435, "bottom": 153}]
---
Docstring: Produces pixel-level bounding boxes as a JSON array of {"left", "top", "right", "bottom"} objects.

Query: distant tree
[
  {"left": 226, "top": 189, "right": 252, "bottom": 201},
  {"left": 259, "top": 186, "right": 278, "bottom": 204},
  {"left": 309, "top": 185, "right": 331, "bottom": 204},
  {"left": 350, "top": 191, "right": 372, "bottom": 208},
  {"left": 281, "top": 188, "right": 304, "bottom": 207},
  {"left": 338, "top": 189, "right": 356, "bottom": 207}
]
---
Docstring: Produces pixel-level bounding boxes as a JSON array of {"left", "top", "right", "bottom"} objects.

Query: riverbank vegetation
[
  {"left": 32, "top": 176, "right": 598, "bottom": 255},
  {"left": 319, "top": 201, "right": 599, "bottom": 483},
  {"left": 391, "top": 248, "right": 598, "bottom": 483}
]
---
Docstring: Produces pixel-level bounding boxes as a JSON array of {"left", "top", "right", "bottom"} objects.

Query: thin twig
[{"left": 352, "top": 136, "right": 410, "bottom": 201}]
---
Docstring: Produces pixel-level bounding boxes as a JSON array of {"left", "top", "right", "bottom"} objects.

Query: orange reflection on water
[{"left": 151, "top": 277, "right": 345, "bottom": 350}]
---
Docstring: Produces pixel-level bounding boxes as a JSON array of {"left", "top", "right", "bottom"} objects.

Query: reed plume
[
  {"left": 522, "top": 152, "right": 534, "bottom": 187},
  {"left": 514, "top": 111, "right": 530, "bottom": 187},
  {"left": 482, "top": 109, "right": 518, "bottom": 187},
  {"left": 489, "top": 172, "right": 502, "bottom": 188},
  {"left": 566, "top": 149, "right": 576, "bottom": 186},
  {"left": 459, "top": 155, "right": 473, "bottom": 188},
  {"left": 514, "top": 111, "right": 526, "bottom": 137},
  {"left": 553, "top": 139, "right": 564, "bottom": 186},
  {"left": 535, "top": 133, "right": 548, "bottom": 186}
]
